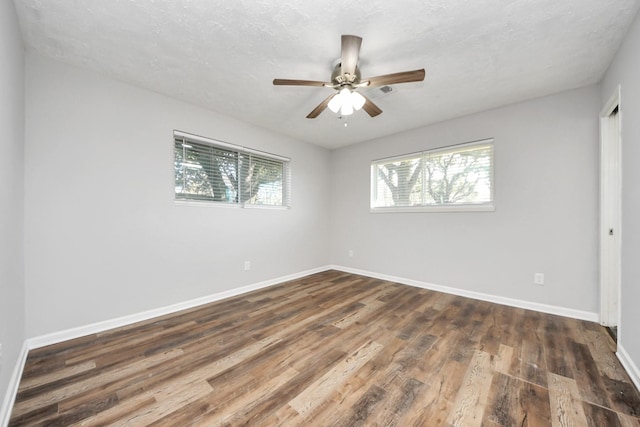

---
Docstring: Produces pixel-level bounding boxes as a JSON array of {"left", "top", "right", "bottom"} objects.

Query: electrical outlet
[
  {"left": 244, "top": 261, "right": 251, "bottom": 271},
  {"left": 534, "top": 273, "right": 545, "bottom": 285},
  {"left": 348, "top": 250, "right": 354, "bottom": 257}
]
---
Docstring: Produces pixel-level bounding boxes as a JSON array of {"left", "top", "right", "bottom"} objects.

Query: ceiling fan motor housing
[{"left": 331, "top": 63, "right": 361, "bottom": 86}]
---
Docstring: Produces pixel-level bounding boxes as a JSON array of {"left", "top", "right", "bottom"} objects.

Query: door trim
[{"left": 599, "top": 86, "right": 622, "bottom": 328}]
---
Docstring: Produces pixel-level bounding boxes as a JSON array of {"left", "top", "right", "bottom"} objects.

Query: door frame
[{"left": 599, "top": 86, "right": 622, "bottom": 328}]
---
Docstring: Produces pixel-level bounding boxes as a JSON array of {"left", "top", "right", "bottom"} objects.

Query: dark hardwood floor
[{"left": 8, "top": 270, "right": 640, "bottom": 426}]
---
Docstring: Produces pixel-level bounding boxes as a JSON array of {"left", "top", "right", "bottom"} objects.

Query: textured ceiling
[{"left": 13, "top": 0, "right": 640, "bottom": 149}]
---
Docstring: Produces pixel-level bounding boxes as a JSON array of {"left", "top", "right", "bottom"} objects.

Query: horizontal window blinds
[
  {"left": 371, "top": 140, "right": 493, "bottom": 210},
  {"left": 174, "top": 131, "right": 290, "bottom": 207}
]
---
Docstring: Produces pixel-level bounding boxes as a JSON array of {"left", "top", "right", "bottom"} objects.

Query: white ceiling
[{"left": 13, "top": 0, "right": 640, "bottom": 149}]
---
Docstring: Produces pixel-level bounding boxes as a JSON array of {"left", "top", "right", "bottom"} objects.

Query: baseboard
[
  {"left": 0, "top": 341, "right": 29, "bottom": 427},
  {"left": 330, "top": 265, "right": 599, "bottom": 322},
  {"left": 27, "top": 265, "right": 332, "bottom": 350},
  {"left": 4, "top": 263, "right": 602, "bottom": 425},
  {"left": 22, "top": 264, "right": 599, "bottom": 351},
  {"left": 0, "top": 265, "right": 624, "bottom": 425},
  {"left": 617, "top": 344, "right": 640, "bottom": 392}
]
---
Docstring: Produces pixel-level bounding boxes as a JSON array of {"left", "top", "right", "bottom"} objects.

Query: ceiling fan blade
[
  {"left": 306, "top": 93, "right": 337, "bottom": 119},
  {"left": 361, "top": 94, "right": 383, "bottom": 117},
  {"left": 273, "top": 79, "right": 330, "bottom": 87},
  {"left": 363, "top": 69, "right": 426, "bottom": 87},
  {"left": 341, "top": 35, "right": 362, "bottom": 77}
]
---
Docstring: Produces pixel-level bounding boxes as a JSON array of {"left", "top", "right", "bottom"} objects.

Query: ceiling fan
[{"left": 273, "top": 35, "right": 425, "bottom": 119}]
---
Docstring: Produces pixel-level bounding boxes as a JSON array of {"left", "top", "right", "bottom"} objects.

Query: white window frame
[
  {"left": 370, "top": 138, "right": 495, "bottom": 213},
  {"left": 173, "top": 130, "right": 291, "bottom": 209}
]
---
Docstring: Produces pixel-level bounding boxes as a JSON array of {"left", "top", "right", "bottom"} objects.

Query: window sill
[
  {"left": 174, "top": 200, "right": 289, "bottom": 210},
  {"left": 175, "top": 200, "right": 240, "bottom": 208},
  {"left": 242, "top": 203, "right": 289, "bottom": 210},
  {"left": 370, "top": 204, "right": 495, "bottom": 213}
]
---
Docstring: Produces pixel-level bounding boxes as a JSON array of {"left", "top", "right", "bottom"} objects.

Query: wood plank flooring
[{"left": 9, "top": 270, "right": 640, "bottom": 426}]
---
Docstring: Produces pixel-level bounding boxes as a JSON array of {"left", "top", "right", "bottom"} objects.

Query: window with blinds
[
  {"left": 371, "top": 139, "right": 494, "bottom": 212},
  {"left": 174, "top": 131, "right": 290, "bottom": 207}
]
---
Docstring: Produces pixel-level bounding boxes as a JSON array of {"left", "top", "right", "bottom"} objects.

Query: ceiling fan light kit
[
  {"left": 328, "top": 88, "right": 366, "bottom": 116},
  {"left": 273, "top": 35, "right": 425, "bottom": 119}
]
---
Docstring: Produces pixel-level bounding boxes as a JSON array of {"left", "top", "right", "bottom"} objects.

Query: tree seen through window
[
  {"left": 174, "top": 137, "right": 288, "bottom": 206},
  {"left": 372, "top": 141, "right": 493, "bottom": 209}
]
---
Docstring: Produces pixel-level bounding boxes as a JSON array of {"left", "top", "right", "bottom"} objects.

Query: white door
[{"left": 600, "top": 87, "right": 622, "bottom": 328}]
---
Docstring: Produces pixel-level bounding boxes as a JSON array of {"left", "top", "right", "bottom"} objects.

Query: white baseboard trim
[
  {"left": 27, "top": 265, "right": 332, "bottom": 350},
  {"left": 0, "top": 265, "right": 625, "bottom": 425},
  {"left": 617, "top": 344, "right": 640, "bottom": 392},
  {"left": 0, "top": 341, "right": 29, "bottom": 427},
  {"left": 21, "top": 265, "right": 600, "bottom": 351},
  {"left": 330, "top": 265, "right": 599, "bottom": 322}
]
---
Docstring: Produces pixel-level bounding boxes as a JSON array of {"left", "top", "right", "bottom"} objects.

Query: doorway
[{"left": 599, "top": 86, "right": 622, "bottom": 342}]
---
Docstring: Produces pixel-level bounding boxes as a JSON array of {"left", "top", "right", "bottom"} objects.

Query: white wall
[
  {"left": 602, "top": 9, "right": 640, "bottom": 381},
  {"left": 24, "top": 54, "right": 331, "bottom": 337},
  {"left": 0, "top": 0, "right": 26, "bottom": 414},
  {"left": 330, "top": 86, "right": 600, "bottom": 314}
]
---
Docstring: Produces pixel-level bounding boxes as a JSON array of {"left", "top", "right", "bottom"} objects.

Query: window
[
  {"left": 371, "top": 139, "right": 494, "bottom": 212},
  {"left": 174, "top": 130, "right": 290, "bottom": 207}
]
